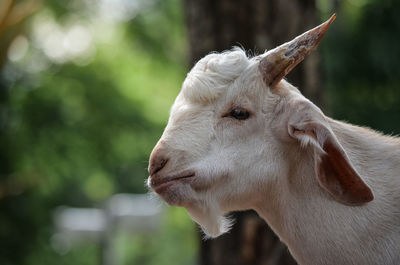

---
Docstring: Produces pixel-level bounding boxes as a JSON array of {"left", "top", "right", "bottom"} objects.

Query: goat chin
[{"left": 186, "top": 204, "right": 233, "bottom": 238}]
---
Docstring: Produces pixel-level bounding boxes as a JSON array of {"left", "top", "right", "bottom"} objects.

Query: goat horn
[{"left": 259, "top": 14, "right": 336, "bottom": 88}]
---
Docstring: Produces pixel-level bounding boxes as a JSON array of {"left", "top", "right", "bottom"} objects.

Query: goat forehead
[
  {"left": 169, "top": 97, "right": 213, "bottom": 127},
  {"left": 182, "top": 48, "right": 251, "bottom": 104}
]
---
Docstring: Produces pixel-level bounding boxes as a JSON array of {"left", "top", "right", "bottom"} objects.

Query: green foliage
[
  {"left": 0, "top": 0, "right": 197, "bottom": 264},
  {"left": 116, "top": 208, "right": 198, "bottom": 265},
  {"left": 323, "top": 0, "right": 400, "bottom": 134}
]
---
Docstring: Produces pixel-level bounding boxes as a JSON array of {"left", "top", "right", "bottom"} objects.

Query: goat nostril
[{"left": 149, "top": 157, "right": 169, "bottom": 176}]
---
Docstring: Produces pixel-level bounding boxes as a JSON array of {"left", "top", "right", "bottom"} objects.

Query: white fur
[{"left": 148, "top": 48, "right": 400, "bottom": 265}]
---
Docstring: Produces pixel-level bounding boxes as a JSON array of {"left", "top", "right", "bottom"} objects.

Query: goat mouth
[{"left": 150, "top": 172, "right": 195, "bottom": 194}]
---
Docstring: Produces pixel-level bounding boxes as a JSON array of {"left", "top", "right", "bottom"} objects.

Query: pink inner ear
[
  {"left": 316, "top": 137, "right": 374, "bottom": 205},
  {"left": 293, "top": 128, "right": 317, "bottom": 138}
]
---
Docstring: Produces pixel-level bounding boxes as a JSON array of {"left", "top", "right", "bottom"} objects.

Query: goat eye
[{"left": 230, "top": 108, "right": 250, "bottom": 120}]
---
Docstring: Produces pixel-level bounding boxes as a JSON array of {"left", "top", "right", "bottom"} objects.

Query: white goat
[{"left": 147, "top": 14, "right": 400, "bottom": 265}]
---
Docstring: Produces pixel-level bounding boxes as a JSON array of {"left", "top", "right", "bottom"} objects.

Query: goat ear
[{"left": 288, "top": 120, "right": 374, "bottom": 205}]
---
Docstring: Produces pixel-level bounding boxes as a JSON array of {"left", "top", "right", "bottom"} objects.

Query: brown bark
[
  {"left": 184, "top": 0, "right": 323, "bottom": 264},
  {"left": 199, "top": 211, "right": 297, "bottom": 265}
]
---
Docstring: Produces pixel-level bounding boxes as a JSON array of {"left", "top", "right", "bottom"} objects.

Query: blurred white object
[
  {"left": 52, "top": 193, "right": 163, "bottom": 264},
  {"left": 54, "top": 207, "right": 107, "bottom": 241},
  {"left": 107, "top": 193, "right": 162, "bottom": 232}
]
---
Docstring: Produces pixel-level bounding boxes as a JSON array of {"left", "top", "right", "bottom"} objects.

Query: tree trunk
[{"left": 184, "top": 1, "right": 323, "bottom": 264}]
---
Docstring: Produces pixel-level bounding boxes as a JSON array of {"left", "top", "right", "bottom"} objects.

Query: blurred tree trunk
[{"left": 183, "top": 1, "right": 323, "bottom": 265}]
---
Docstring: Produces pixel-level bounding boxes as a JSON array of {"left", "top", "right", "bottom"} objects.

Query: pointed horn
[{"left": 259, "top": 14, "right": 336, "bottom": 88}]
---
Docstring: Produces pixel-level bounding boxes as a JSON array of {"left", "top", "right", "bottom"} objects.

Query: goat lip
[{"left": 150, "top": 172, "right": 195, "bottom": 193}]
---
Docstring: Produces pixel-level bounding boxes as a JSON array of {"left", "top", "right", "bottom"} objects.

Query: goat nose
[
  {"left": 148, "top": 142, "right": 169, "bottom": 176},
  {"left": 149, "top": 156, "right": 168, "bottom": 176}
]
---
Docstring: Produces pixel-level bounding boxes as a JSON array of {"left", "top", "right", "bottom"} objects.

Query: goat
[{"left": 147, "top": 14, "right": 400, "bottom": 265}]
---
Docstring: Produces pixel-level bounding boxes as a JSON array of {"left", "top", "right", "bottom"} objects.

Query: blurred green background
[{"left": 0, "top": 0, "right": 399, "bottom": 264}]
